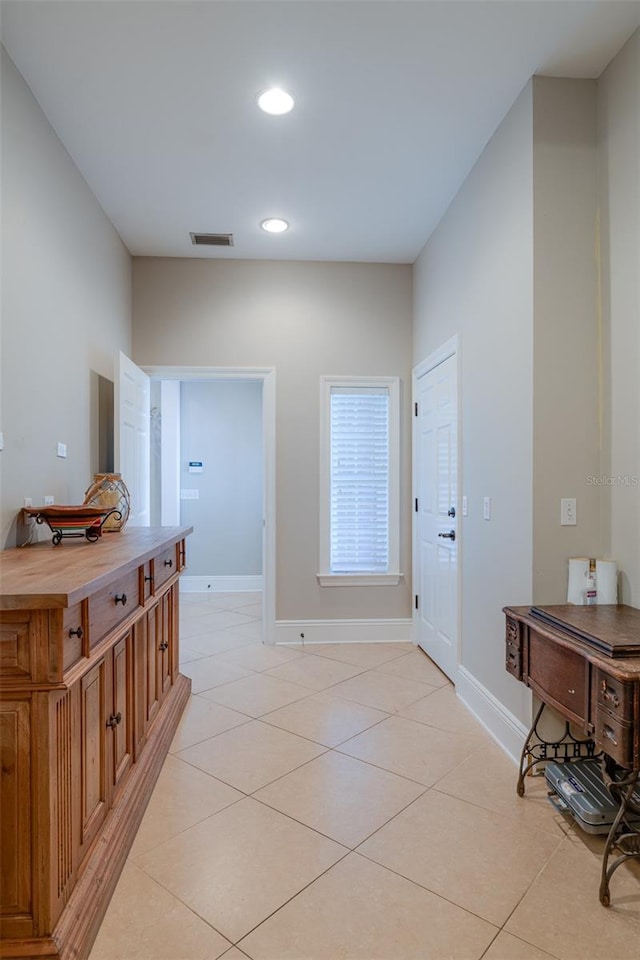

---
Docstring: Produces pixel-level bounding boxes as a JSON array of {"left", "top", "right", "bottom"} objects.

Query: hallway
[{"left": 90, "top": 594, "right": 640, "bottom": 960}]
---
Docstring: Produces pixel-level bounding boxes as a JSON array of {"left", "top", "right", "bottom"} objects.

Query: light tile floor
[{"left": 90, "top": 593, "right": 640, "bottom": 960}]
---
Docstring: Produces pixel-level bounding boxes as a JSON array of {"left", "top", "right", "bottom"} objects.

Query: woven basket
[{"left": 83, "top": 473, "right": 130, "bottom": 531}]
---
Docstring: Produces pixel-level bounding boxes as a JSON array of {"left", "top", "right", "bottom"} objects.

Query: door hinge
[
  {"left": 414, "top": 401, "right": 418, "bottom": 416},
  {"left": 415, "top": 594, "right": 419, "bottom": 610},
  {"left": 415, "top": 497, "right": 418, "bottom": 512}
]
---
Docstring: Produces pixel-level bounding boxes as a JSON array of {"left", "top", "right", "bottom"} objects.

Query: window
[{"left": 318, "top": 376, "right": 400, "bottom": 586}]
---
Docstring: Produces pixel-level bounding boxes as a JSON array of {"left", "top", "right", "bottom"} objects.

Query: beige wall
[
  {"left": 597, "top": 29, "right": 640, "bottom": 606},
  {"left": 414, "top": 51, "right": 639, "bottom": 743},
  {"left": 414, "top": 83, "right": 535, "bottom": 725},
  {"left": 0, "top": 48, "right": 132, "bottom": 547},
  {"left": 532, "top": 77, "right": 601, "bottom": 603},
  {"left": 133, "top": 258, "right": 413, "bottom": 622}
]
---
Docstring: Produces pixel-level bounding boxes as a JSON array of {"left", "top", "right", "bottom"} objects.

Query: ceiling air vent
[{"left": 190, "top": 232, "right": 234, "bottom": 247}]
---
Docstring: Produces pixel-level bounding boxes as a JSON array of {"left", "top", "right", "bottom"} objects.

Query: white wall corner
[
  {"left": 275, "top": 618, "right": 413, "bottom": 646},
  {"left": 456, "top": 665, "right": 530, "bottom": 765}
]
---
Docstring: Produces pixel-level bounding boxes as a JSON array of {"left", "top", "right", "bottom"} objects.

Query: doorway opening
[{"left": 143, "top": 366, "right": 276, "bottom": 645}]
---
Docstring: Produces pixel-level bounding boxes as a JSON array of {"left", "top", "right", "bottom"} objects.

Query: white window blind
[{"left": 330, "top": 386, "right": 390, "bottom": 573}]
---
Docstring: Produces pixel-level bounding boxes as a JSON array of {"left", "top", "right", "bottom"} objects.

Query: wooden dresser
[{"left": 0, "top": 526, "right": 192, "bottom": 959}]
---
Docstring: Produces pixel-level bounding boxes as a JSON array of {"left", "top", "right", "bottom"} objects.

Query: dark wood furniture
[
  {"left": 504, "top": 604, "right": 640, "bottom": 906},
  {"left": 0, "top": 526, "right": 192, "bottom": 959}
]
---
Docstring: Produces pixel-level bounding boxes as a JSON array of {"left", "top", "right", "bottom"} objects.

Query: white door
[
  {"left": 116, "top": 352, "right": 150, "bottom": 526},
  {"left": 414, "top": 353, "right": 458, "bottom": 681}
]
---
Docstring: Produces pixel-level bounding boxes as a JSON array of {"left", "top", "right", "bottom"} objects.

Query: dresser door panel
[
  {"left": 111, "top": 633, "right": 133, "bottom": 791},
  {"left": 0, "top": 697, "right": 33, "bottom": 935},
  {"left": 80, "top": 659, "right": 108, "bottom": 852},
  {"left": 159, "top": 588, "right": 173, "bottom": 700},
  {"left": 145, "top": 603, "right": 161, "bottom": 730}
]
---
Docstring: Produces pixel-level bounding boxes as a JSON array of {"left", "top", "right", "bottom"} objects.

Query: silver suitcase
[{"left": 545, "top": 759, "right": 640, "bottom": 834}]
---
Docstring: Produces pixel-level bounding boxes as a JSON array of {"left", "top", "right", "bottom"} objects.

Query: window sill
[{"left": 316, "top": 573, "right": 402, "bottom": 587}]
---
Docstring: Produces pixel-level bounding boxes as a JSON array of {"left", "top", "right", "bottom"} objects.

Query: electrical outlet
[
  {"left": 561, "top": 498, "right": 577, "bottom": 526},
  {"left": 57, "top": 442, "right": 67, "bottom": 458},
  {"left": 44, "top": 495, "right": 55, "bottom": 506},
  {"left": 24, "top": 498, "right": 33, "bottom": 508}
]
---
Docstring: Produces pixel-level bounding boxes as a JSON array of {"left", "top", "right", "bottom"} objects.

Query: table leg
[{"left": 599, "top": 767, "right": 640, "bottom": 907}]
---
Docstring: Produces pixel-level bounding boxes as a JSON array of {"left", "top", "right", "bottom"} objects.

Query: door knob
[
  {"left": 438, "top": 530, "right": 456, "bottom": 541},
  {"left": 448, "top": 507, "right": 456, "bottom": 518}
]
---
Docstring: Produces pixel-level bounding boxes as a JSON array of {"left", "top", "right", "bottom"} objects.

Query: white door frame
[
  {"left": 116, "top": 352, "right": 150, "bottom": 526},
  {"left": 412, "top": 335, "right": 462, "bottom": 676},
  {"left": 143, "top": 365, "right": 277, "bottom": 646}
]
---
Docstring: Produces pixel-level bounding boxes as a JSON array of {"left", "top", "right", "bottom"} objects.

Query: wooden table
[
  {"left": 503, "top": 604, "right": 640, "bottom": 905},
  {"left": 1, "top": 526, "right": 192, "bottom": 959}
]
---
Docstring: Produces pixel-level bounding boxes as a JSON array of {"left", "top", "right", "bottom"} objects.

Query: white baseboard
[
  {"left": 275, "top": 618, "right": 413, "bottom": 646},
  {"left": 456, "top": 665, "right": 529, "bottom": 765},
  {"left": 180, "top": 575, "right": 263, "bottom": 594}
]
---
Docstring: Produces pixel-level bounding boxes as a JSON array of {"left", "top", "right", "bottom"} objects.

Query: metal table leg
[{"left": 599, "top": 766, "right": 640, "bottom": 907}]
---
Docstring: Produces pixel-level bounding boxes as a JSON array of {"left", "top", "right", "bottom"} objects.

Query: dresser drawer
[
  {"left": 152, "top": 545, "right": 178, "bottom": 591},
  {"left": 142, "top": 561, "right": 154, "bottom": 601},
  {"left": 594, "top": 707, "right": 636, "bottom": 767},
  {"left": 596, "top": 670, "right": 636, "bottom": 722},
  {"left": 62, "top": 603, "right": 86, "bottom": 670},
  {"left": 527, "top": 630, "right": 588, "bottom": 725},
  {"left": 88, "top": 569, "right": 140, "bottom": 647}
]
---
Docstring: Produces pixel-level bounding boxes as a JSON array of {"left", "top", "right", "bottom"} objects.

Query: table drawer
[
  {"left": 594, "top": 706, "right": 636, "bottom": 767},
  {"left": 596, "top": 670, "right": 636, "bottom": 722},
  {"left": 505, "top": 617, "right": 522, "bottom": 680},
  {"left": 527, "top": 630, "right": 588, "bottom": 725},
  {"left": 88, "top": 569, "right": 140, "bottom": 647},
  {"left": 152, "top": 545, "right": 178, "bottom": 591}
]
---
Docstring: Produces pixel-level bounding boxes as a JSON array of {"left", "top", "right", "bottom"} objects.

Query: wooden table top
[{"left": 0, "top": 526, "right": 192, "bottom": 610}]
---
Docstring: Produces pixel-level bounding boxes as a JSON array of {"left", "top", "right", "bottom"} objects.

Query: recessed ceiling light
[
  {"left": 257, "top": 88, "right": 295, "bottom": 116},
  {"left": 260, "top": 218, "right": 289, "bottom": 234}
]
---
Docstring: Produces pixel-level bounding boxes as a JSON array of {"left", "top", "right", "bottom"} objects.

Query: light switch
[
  {"left": 483, "top": 497, "right": 491, "bottom": 521},
  {"left": 561, "top": 498, "right": 577, "bottom": 526},
  {"left": 44, "top": 495, "right": 54, "bottom": 506}
]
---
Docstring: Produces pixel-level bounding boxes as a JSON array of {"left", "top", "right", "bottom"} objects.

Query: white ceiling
[{"left": 2, "top": 1, "right": 639, "bottom": 263}]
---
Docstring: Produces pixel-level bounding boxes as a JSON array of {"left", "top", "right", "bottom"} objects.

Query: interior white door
[
  {"left": 414, "top": 353, "right": 458, "bottom": 681},
  {"left": 116, "top": 351, "right": 150, "bottom": 526}
]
